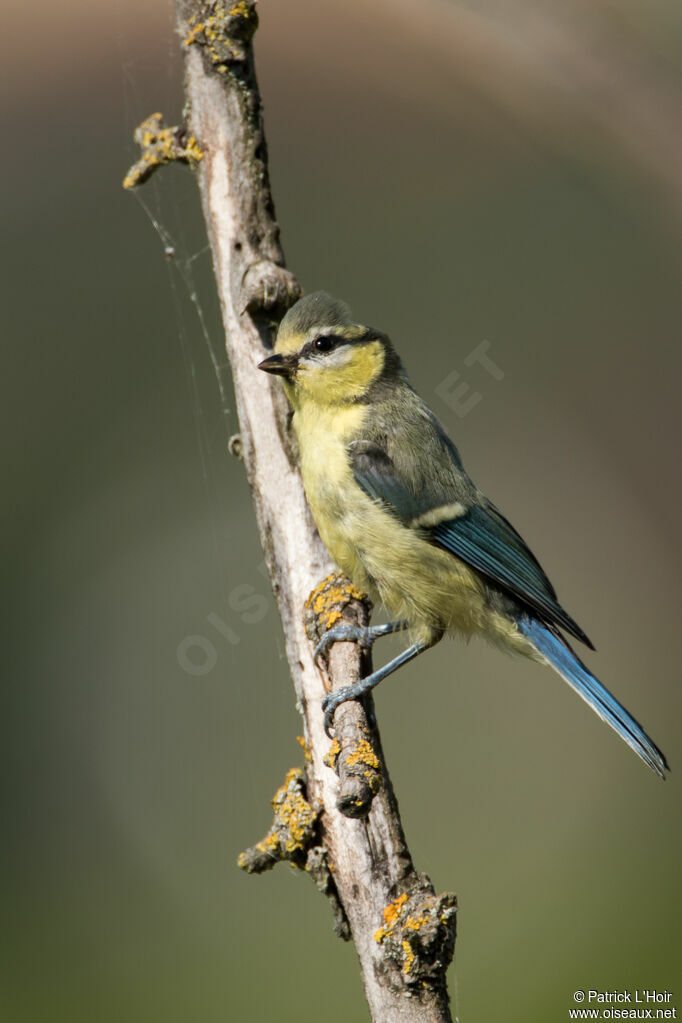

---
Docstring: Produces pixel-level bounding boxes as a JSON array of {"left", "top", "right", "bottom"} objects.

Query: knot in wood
[
  {"left": 227, "top": 433, "right": 242, "bottom": 458},
  {"left": 373, "top": 877, "right": 457, "bottom": 993},
  {"left": 241, "top": 261, "right": 302, "bottom": 320}
]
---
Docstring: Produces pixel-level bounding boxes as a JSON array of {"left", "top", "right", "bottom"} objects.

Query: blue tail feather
[{"left": 517, "top": 617, "right": 668, "bottom": 779}]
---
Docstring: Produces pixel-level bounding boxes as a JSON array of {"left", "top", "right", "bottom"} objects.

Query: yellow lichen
[
  {"left": 271, "top": 767, "right": 316, "bottom": 854},
  {"left": 184, "top": 18, "right": 204, "bottom": 45},
  {"left": 237, "top": 765, "right": 320, "bottom": 874},
  {"left": 401, "top": 939, "right": 415, "bottom": 974},
  {"left": 323, "top": 738, "right": 341, "bottom": 769},
  {"left": 183, "top": 0, "right": 256, "bottom": 69},
  {"left": 254, "top": 831, "right": 280, "bottom": 855},
  {"left": 345, "top": 739, "right": 380, "bottom": 771},
  {"left": 403, "top": 913, "right": 429, "bottom": 932},
  {"left": 366, "top": 771, "right": 382, "bottom": 795},
  {"left": 184, "top": 135, "right": 204, "bottom": 164},
  {"left": 122, "top": 113, "right": 203, "bottom": 190}
]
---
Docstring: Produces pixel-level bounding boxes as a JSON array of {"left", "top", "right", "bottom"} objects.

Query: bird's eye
[{"left": 314, "top": 335, "right": 336, "bottom": 353}]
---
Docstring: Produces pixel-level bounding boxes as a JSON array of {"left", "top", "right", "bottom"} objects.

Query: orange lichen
[
  {"left": 345, "top": 739, "right": 380, "bottom": 771},
  {"left": 305, "top": 572, "right": 367, "bottom": 633},
  {"left": 373, "top": 889, "right": 457, "bottom": 984},
  {"left": 383, "top": 893, "right": 408, "bottom": 927},
  {"left": 374, "top": 892, "right": 408, "bottom": 942},
  {"left": 296, "top": 734, "right": 312, "bottom": 764}
]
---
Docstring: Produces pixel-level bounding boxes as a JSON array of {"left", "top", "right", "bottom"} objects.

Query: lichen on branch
[
  {"left": 237, "top": 765, "right": 350, "bottom": 939},
  {"left": 184, "top": 0, "right": 258, "bottom": 72},
  {"left": 122, "top": 113, "right": 203, "bottom": 189}
]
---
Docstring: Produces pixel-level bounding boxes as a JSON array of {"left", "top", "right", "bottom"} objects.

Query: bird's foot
[
  {"left": 313, "top": 620, "right": 407, "bottom": 669},
  {"left": 322, "top": 682, "right": 371, "bottom": 737},
  {"left": 321, "top": 639, "right": 429, "bottom": 737},
  {"left": 313, "top": 625, "right": 374, "bottom": 668}
]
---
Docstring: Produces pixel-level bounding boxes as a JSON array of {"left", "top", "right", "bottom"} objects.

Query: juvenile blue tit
[{"left": 258, "top": 292, "right": 668, "bottom": 778}]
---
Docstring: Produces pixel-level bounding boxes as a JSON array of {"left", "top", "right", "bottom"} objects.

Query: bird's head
[{"left": 258, "top": 291, "right": 401, "bottom": 408}]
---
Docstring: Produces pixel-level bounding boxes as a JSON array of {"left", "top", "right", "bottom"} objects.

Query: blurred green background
[{"left": 2, "top": 1, "right": 681, "bottom": 1020}]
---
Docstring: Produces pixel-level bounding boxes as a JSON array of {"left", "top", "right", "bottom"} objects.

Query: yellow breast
[
  {"left": 293, "top": 401, "right": 496, "bottom": 644},
  {"left": 294, "top": 403, "right": 370, "bottom": 581}
]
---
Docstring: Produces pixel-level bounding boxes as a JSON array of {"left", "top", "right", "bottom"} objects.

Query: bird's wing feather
[
  {"left": 349, "top": 425, "right": 593, "bottom": 649},
  {"left": 430, "top": 505, "right": 593, "bottom": 647}
]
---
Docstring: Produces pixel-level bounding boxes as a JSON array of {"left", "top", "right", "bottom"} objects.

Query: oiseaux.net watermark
[
  {"left": 434, "top": 339, "right": 504, "bottom": 419},
  {"left": 176, "top": 560, "right": 272, "bottom": 676},
  {"left": 569, "top": 989, "right": 676, "bottom": 1020}
]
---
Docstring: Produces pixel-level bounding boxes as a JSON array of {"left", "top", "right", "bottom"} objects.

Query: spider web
[{"left": 119, "top": 10, "right": 241, "bottom": 618}]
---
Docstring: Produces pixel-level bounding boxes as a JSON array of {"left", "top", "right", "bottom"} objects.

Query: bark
[{"left": 137, "top": 3, "right": 458, "bottom": 1018}]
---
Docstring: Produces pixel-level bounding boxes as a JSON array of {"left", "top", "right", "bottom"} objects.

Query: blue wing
[
  {"left": 350, "top": 438, "right": 593, "bottom": 648},
  {"left": 430, "top": 503, "right": 593, "bottom": 647}
]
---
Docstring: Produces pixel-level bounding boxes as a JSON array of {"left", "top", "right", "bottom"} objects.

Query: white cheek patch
[{"left": 300, "top": 346, "right": 354, "bottom": 370}]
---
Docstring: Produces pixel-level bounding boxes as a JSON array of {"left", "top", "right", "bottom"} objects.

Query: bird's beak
[{"left": 258, "top": 353, "right": 297, "bottom": 378}]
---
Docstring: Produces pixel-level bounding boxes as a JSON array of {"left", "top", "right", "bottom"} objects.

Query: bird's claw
[
  {"left": 322, "top": 687, "right": 358, "bottom": 737},
  {"left": 313, "top": 624, "right": 372, "bottom": 669}
]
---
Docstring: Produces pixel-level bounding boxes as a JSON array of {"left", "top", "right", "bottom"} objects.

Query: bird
[{"left": 258, "top": 291, "right": 668, "bottom": 778}]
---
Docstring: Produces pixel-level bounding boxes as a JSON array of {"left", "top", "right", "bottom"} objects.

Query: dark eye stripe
[
  {"left": 314, "top": 335, "right": 338, "bottom": 353},
  {"left": 300, "top": 328, "right": 376, "bottom": 360}
]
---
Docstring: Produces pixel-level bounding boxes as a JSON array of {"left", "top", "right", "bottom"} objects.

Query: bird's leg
[
  {"left": 322, "top": 640, "right": 430, "bottom": 737},
  {"left": 313, "top": 619, "right": 407, "bottom": 668}
]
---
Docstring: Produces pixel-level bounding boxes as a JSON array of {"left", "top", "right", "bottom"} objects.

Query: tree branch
[{"left": 127, "top": 2, "right": 457, "bottom": 1018}]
